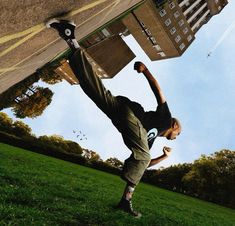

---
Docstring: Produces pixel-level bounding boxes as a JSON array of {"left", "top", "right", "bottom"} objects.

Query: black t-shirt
[
  {"left": 143, "top": 102, "right": 172, "bottom": 149},
  {"left": 116, "top": 96, "right": 172, "bottom": 149},
  {"left": 143, "top": 102, "right": 172, "bottom": 134}
]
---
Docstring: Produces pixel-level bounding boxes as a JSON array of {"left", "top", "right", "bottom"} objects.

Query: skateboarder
[{"left": 47, "top": 19, "right": 181, "bottom": 218}]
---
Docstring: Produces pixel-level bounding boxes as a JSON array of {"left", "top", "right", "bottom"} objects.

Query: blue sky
[{"left": 3, "top": 2, "right": 235, "bottom": 168}]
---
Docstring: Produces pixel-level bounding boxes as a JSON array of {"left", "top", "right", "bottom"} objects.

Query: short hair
[{"left": 171, "top": 117, "right": 181, "bottom": 130}]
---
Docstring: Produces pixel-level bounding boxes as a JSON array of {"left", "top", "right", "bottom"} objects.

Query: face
[{"left": 166, "top": 127, "right": 181, "bottom": 140}]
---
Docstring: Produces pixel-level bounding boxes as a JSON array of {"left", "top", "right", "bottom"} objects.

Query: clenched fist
[
  {"left": 134, "top": 61, "right": 147, "bottom": 73},
  {"left": 163, "top": 146, "right": 172, "bottom": 157}
]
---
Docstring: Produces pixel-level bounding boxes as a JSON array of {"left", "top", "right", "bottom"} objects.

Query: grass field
[{"left": 0, "top": 142, "right": 235, "bottom": 226}]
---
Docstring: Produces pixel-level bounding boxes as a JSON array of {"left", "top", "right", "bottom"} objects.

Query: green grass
[{"left": 0, "top": 143, "right": 234, "bottom": 226}]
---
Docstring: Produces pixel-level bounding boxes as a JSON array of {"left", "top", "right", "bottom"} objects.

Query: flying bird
[
  {"left": 72, "top": 129, "right": 88, "bottom": 141},
  {"left": 207, "top": 52, "right": 211, "bottom": 58}
]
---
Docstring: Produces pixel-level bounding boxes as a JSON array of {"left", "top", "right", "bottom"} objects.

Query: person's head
[{"left": 162, "top": 118, "right": 181, "bottom": 140}]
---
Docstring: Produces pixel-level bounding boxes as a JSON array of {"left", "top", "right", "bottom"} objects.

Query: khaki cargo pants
[{"left": 69, "top": 49, "right": 151, "bottom": 185}]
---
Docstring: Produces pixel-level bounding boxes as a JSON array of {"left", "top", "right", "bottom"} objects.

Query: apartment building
[
  {"left": 122, "top": 0, "right": 228, "bottom": 61},
  {"left": 81, "top": 21, "right": 134, "bottom": 78},
  {"left": 179, "top": 0, "right": 228, "bottom": 33},
  {"left": 55, "top": 21, "right": 135, "bottom": 85},
  {"left": 55, "top": 0, "right": 228, "bottom": 84}
]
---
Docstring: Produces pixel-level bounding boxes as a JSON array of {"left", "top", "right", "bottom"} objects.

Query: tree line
[
  {"left": 0, "top": 63, "right": 63, "bottom": 119},
  {"left": 0, "top": 112, "right": 234, "bottom": 209},
  {"left": 143, "top": 150, "right": 235, "bottom": 209},
  {"left": 0, "top": 112, "right": 123, "bottom": 174}
]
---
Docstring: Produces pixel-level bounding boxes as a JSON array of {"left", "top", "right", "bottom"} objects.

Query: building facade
[
  {"left": 54, "top": 21, "right": 135, "bottom": 85},
  {"left": 55, "top": 0, "right": 228, "bottom": 84},
  {"left": 81, "top": 21, "right": 135, "bottom": 78},
  {"left": 122, "top": 0, "right": 228, "bottom": 61}
]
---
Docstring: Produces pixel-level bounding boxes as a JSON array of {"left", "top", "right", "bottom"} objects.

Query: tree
[
  {"left": 38, "top": 135, "right": 66, "bottom": 150},
  {"left": 12, "top": 87, "right": 54, "bottom": 118},
  {"left": 0, "top": 112, "right": 33, "bottom": 138},
  {"left": 83, "top": 149, "right": 101, "bottom": 162},
  {"left": 182, "top": 150, "right": 235, "bottom": 207},
  {"left": 65, "top": 140, "right": 83, "bottom": 155},
  {"left": 0, "top": 71, "right": 54, "bottom": 119},
  {"left": 38, "top": 135, "right": 83, "bottom": 155},
  {"left": 144, "top": 163, "right": 192, "bottom": 192},
  {"left": 12, "top": 120, "right": 32, "bottom": 137},
  {"left": 0, "top": 72, "right": 40, "bottom": 111},
  {"left": 105, "top": 157, "right": 123, "bottom": 169},
  {"left": 0, "top": 112, "right": 13, "bottom": 133},
  {"left": 39, "top": 64, "right": 63, "bottom": 84}
]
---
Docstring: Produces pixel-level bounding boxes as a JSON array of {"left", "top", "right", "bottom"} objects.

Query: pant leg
[
  {"left": 69, "top": 50, "right": 150, "bottom": 185},
  {"left": 121, "top": 155, "right": 150, "bottom": 186},
  {"left": 69, "top": 49, "right": 118, "bottom": 118},
  {"left": 119, "top": 106, "right": 151, "bottom": 185}
]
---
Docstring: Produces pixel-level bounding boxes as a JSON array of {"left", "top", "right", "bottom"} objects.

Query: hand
[
  {"left": 134, "top": 61, "right": 147, "bottom": 73},
  {"left": 163, "top": 146, "right": 172, "bottom": 157}
]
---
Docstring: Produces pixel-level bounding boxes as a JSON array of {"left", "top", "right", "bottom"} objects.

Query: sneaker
[
  {"left": 117, "top": 198, "right": 142, "bottom": 218},
  {"left": 46, "top": 18, "right": 76, "bottom": 41}
]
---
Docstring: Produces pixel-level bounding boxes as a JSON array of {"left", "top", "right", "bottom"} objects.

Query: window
[
  {"left": 95, "top": 37, "right": 101, "bottom": 42},
  {"left": 175, "top": 35, "right": 181, "bottom": 43},
  {"left": 179, "top": 43, "right": 185, "bottom": 50},
  {"left": 159, "top": 9, "right": 166, "bottom": 17},
  {"left": 169, "top": 2, "right": 175, "bottom": 9},
  {"left": 158, "top": 52, "right": 166, "bottom": 57},
  {"left": 140, "top": 21, "right": 146, "bottom": 27},
  {"left": 145, "top": 29, "right": 152, "bottom": 36},
  {"left": 153, "top": 44, "right": 161, "bottom": 51},
  {"left": 174, "top": 11, "right": 180, "bottom": 19},
  {"left": 187, "top": 35, "right": 192, "bottom": 42},
  {"left": 101, "top": 29, "right": 111, "bottom": 37},
  {"left": 153, "top": 44, "right": 162, "bottom": 51},
  {"left": 183, "top": 27, "right": 189, "bottom": 34},
  {"left": 150, "top": 37, "right": 157, "bottom": 44},
  {"left": 165, "top": 18, "right": 171, "bottom": 26},
  {"left": 178, "top": 19, "right": 184, "bottom": 27},
  {"left": 218, "top": 6, "right": 222, "bottom": 11},
  {"left": 170, "top": 27, "right": 176, "bottom": 35}
]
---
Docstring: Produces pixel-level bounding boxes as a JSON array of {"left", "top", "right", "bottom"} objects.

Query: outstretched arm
[
  {"left": 134, "top": 61, "right": 166, "bottom": 105},
  {"left": 148, "top": 146, "right": 171, "bottom": 168}
]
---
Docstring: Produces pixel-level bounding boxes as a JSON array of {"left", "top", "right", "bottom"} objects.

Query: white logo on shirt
[{"left": 147, "top": 128, "right": 158, "bottom": 142}]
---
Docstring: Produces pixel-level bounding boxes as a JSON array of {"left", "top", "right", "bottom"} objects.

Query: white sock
[
  {"left": 71, "top": 39, "right": 80, "bottom": 49},
  {"left": 124, "top": 185, "right": 135, "bottom": 201}
]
